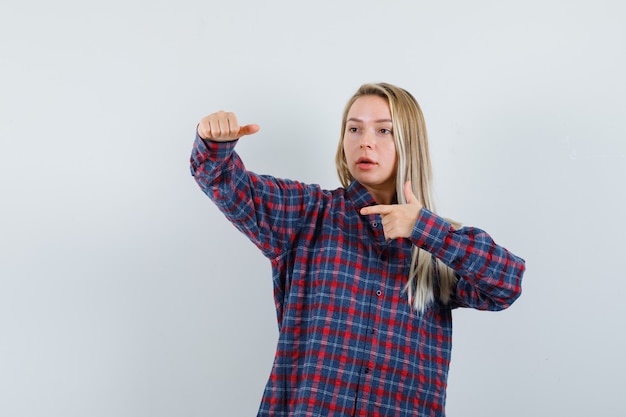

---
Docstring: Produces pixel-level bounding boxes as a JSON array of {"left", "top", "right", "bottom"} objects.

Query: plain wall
[{"left": 1, "top": 0, "right": 625, "bottom": 416}]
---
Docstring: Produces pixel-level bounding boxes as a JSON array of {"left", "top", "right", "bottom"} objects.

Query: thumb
[
  {"left": 239, "top": 124, "right": 260, "bottom": 137},
  {"left": 404, "top": 180, "right": 418, "bottom": 205}
]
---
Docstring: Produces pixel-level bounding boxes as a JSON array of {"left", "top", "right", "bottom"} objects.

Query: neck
[{"left": 366, "top": 186, "right": 395, "bottom": 205}]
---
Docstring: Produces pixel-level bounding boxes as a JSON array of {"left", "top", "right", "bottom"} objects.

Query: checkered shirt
[{"left": 190, "top": 134, "right": 525, "bottom": 416}]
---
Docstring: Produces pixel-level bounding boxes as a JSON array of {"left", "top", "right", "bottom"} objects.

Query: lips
[
  {"left": 357, "top": 156, "right": 376, "bottom": 164},
  {"left": 356, "top": 156, "right": 377, "bottom": 169}
]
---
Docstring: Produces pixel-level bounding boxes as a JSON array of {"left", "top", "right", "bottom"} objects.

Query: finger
[
  {"left": 226, "top": 112, "right": 240, "bottom": 138},
  {"left": 383, "top": 222, "right": 403, "bottom": 241},
  {"left": 360, "top": 205, "right": 393, "bottom": 216},
  {"left": 197, "top": 121, "right": 211, "bottom": 140},
  {"left": 404, "top": 180, "right": 418, "bottom": 205},
  {"left": 207, "top": 117, "right": 221, "bottom": 138},
  {"left": 198, "top": 114, "right": 217, "bottom": 139},
  {"left": 381, "top": 224, "right": 394, "bottom": 240},
  {"left": 216, "top": 111, "right": 231, "bottom": 138},
  {"left": 239, "top": 124, "right": 260, "bottom": 137}
]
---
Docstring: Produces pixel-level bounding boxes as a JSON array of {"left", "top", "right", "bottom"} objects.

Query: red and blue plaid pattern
[{"left": 191, "top": 135, "right": 525, "bottom": 416}]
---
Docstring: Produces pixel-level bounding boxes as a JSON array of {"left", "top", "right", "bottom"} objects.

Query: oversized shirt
[{"left": 190, "top": 134, "right": 525, "bottom": 417}]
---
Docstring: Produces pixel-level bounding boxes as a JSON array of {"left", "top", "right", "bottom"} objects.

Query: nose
[{"left": 359, "top": 131, "right": 375, "bottom": 149}]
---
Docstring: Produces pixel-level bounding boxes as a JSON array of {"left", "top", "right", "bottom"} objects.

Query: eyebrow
[{"left": 346, "top": 118, "right": 393, "bottom": 123}]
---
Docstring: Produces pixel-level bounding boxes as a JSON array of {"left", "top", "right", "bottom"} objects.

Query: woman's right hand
[{"left": 197, "top": 111, "right": 260, "bottom": 142}]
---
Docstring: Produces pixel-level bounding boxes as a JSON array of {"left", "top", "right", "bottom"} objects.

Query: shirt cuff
[
  {"left": 190, "top": 132, "right": 238, "bottom": 174},
  {"left": 411, "top": 208, "right": 454, "bottom": 256}
]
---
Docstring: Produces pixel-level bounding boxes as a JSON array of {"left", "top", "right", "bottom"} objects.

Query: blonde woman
[{"left": 191, "top": 82, "right": 525, "bottom": 416}]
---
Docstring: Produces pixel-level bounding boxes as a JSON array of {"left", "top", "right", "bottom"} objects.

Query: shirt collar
[{"left": 346, "top": 181, "right": 378, "bottom": 210}]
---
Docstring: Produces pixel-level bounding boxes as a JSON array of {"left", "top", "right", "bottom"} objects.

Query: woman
[{"left": 190, "top": 82, "right": 525, "bottom": 416}]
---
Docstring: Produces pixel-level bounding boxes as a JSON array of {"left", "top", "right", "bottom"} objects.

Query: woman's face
[{"left": 343, "top": 95, "right": 397, "bottom": 204}]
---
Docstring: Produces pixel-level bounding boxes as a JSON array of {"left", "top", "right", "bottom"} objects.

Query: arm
[
  {"left": 360, "top": 181, "right": 525, "bottom": 311},
  {"left": 190, "top": 112, "right": 321, "bottom": 259},
  {"left": 411, "top": 208, "right": 525, "bottom": 311}
]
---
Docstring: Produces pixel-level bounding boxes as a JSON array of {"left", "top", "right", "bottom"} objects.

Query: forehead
[{"left": 347, "top": 95, "right": 391, "bottom": 120}]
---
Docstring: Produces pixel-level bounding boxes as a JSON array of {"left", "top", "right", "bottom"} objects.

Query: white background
[{"left": 1, "top": 0, "right": 625, "bottom": 416}]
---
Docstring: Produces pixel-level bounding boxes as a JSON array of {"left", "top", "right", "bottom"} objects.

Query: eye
[
  {"left": 379, "top": 128, "right": 392, "bottom": 135},
  {"left": 348, "top": 126, "right": 358, "bottom": 133}
]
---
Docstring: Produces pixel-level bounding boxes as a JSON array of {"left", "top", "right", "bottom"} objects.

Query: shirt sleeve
[
  {"left": 410, "top": 208, "right": 525, "bottom": 311},
  {"left": 190, "top": 132, "right": 322, "bottom": 260}
]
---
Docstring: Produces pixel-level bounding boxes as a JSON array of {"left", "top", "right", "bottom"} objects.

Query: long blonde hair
[{"left": 335, "top": 82, "right": 459, "bottom": 312}]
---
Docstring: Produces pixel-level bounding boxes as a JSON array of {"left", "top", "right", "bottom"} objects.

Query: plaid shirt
[{"left": 190, "top": 134, "right": 525, "bottom": 417}]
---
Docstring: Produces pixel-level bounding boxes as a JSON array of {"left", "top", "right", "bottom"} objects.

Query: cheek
[
  {"left": 342, "top": 142, "right": 354, "bottom": 172},
  {"left": 385, "top": 144, "right": 398, "bottom": 166},
  {"left": 343, "top": 141, "right": 355, "bottom": 159}
]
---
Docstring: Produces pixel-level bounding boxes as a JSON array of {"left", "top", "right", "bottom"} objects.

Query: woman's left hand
[{"left": 360, "top": 181, "right": 423, "bottom": 240}]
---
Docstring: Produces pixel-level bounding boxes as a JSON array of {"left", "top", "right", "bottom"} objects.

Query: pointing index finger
[{"left": 360, "top": 205, "right": 393, "bottom": 216}]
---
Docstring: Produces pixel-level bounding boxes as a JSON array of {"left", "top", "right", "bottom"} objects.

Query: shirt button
[
  {"left": 372, "top": 222, "right": 378, "bottom": 228},
  {"left": 376, "top": 290, "right": 382, "bottom": 297}
]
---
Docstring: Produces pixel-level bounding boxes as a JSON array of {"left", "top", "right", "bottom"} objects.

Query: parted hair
[{"left": 335, "top": 82, "right": 459, "bottom": 312}]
